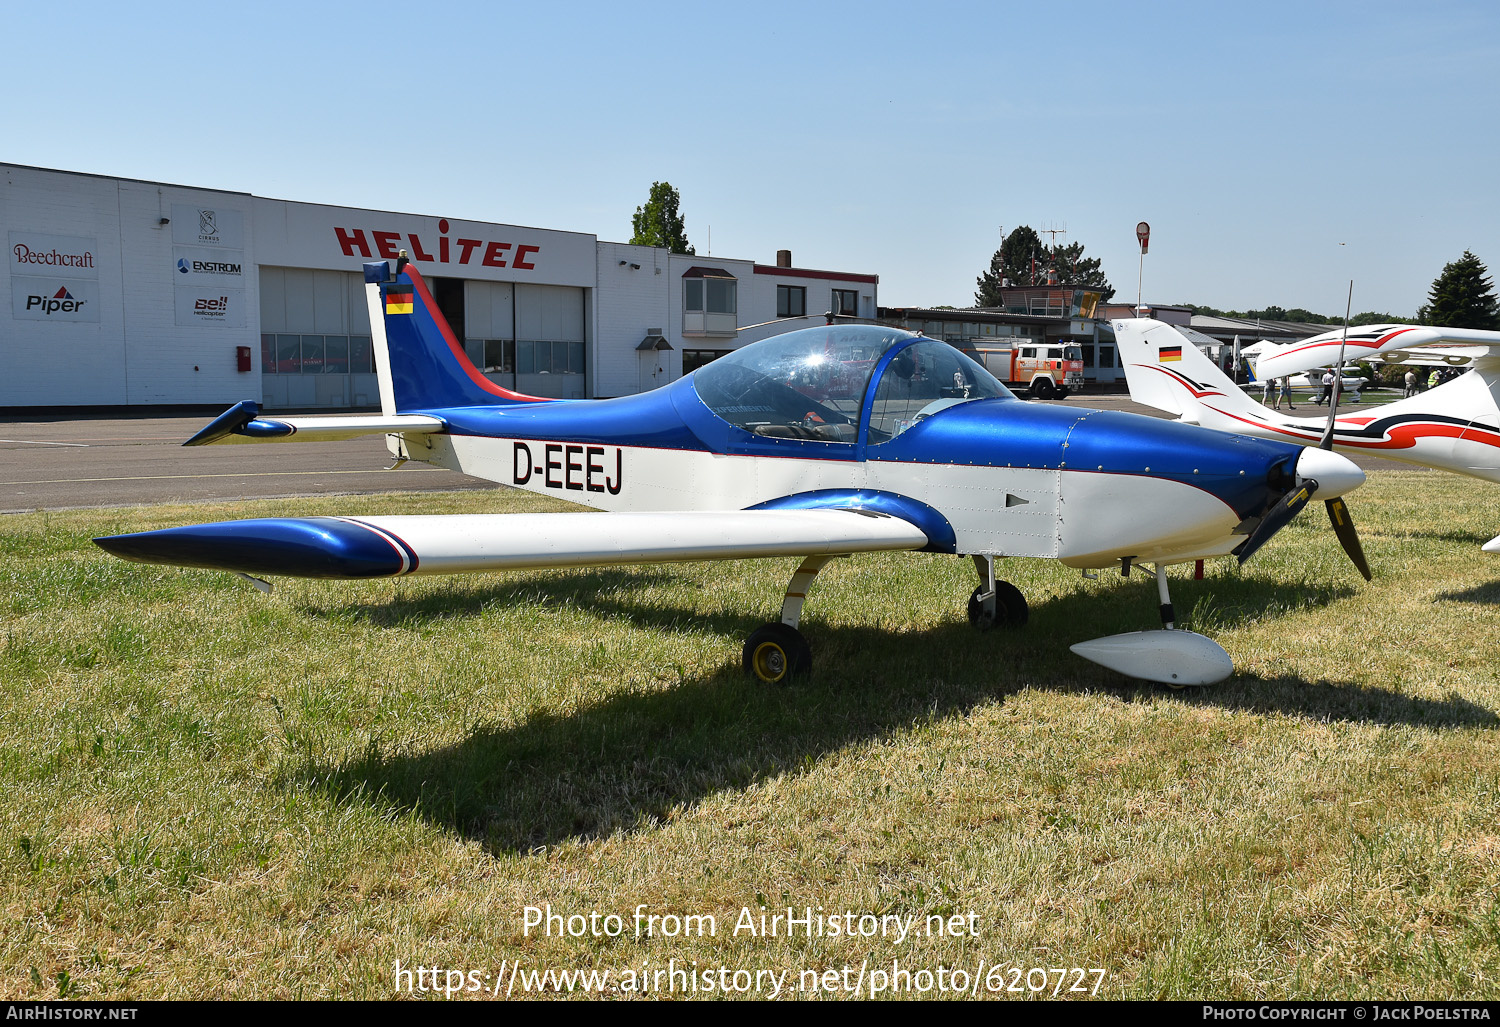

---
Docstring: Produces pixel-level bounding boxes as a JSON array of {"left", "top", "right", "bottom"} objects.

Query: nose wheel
[{"left": 968, "top": 555, "right": 1028, "bottom": 630}]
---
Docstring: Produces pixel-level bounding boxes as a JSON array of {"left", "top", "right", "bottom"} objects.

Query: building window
[
  {"left": 483, "top": 339, "right": 515, "bottom": 373},
  {"left": 518, "top": 340, "right": 584, "bottom": 374},
  {"left": 682, "top": 349, "right": 729, "bottom": 375},
  {"left": 350, "top": 336, "right": 373, "bottom": 373},
  {"left": 683, "top": 278, "right": 737, "bottom": 314},
  {"left": 832, "top": 289, "right": 857, "bottom": 316},
  {"left": 777, "top": 285, "right": 806, "bottom": 318},
  {"left": 324, "top": 336, "right": 349, "bottom": 374},
  {"left": 262, "top": 334, "right": 372, "bottom": 374}
]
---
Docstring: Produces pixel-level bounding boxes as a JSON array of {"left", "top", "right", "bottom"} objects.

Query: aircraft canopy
[{"left": 692, "top": 325, "right": 1012, "bottom": 444}]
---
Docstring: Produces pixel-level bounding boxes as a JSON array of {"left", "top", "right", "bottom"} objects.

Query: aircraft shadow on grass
[
  {"left": 290, "top": 570, "right": 1497, "bottom": 853},
  {"left": 1434, "top": 580, "right": 1500, "bottom": 605}
]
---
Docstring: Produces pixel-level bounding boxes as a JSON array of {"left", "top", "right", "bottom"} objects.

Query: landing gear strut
[
  {"left": 967, "top": 554, "right": 1028, "bottom": 630},
  {"left": 743, "top": 555, "right": 836, "bottom": 684}
]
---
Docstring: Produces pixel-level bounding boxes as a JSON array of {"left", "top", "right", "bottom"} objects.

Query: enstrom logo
[
  {"left": 26, "top": 286, "right": 87, "bottom": 315},
  {"left": 175, "top": 257, "right": 242, "bottom": 276}
]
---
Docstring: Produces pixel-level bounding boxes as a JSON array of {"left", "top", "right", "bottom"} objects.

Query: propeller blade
[
  {"left": 1320, "top": 281, "right": 1355, "bottom": 451},
  {"left": 1236, "top": 479, "right": 1318, "bottom": 567},
  {"left": 1325, "top": 495, "right": 1372, "bottom": 581}
]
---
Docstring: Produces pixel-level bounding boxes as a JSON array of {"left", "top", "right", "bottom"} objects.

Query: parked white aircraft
[{"left": 1116, "top": 319, "right": 1500, "bottom": 551}]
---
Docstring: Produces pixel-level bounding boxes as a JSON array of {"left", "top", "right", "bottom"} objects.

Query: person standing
[
  {"left": 1314, "top": 370, "right": 1333, "bottom": 405},
  {"left": 1274, "top": 376, "right": 1295, "bottom": 410},
  {"left": 1404, "top": 369, "right": 1417, "bottom": 398}
]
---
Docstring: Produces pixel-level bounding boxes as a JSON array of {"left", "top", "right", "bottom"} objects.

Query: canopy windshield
[
  {"left": 693, "top": 325, "right": 1012, "bottom": 444},
  {"left": 692, "top": 326, "right": 908, "bottom": 443}
]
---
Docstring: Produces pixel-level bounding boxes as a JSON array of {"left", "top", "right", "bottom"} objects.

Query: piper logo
[{"left": 26, "top": 286, "right": 87, "bottom": 315}]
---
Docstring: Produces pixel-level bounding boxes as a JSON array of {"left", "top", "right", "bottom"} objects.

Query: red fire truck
[{"left": 964, "top": 341, "right": 1086, "bottom": 399}]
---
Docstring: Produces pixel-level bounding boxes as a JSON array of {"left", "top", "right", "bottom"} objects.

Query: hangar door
[
  {"left": 464, "top": 281, "right": 586, "bottom": 399},
  {"left": 258, "top": 268, "right": 378, "bottom": 410}
]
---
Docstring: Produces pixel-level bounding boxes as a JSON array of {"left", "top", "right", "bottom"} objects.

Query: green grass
[{"left": 2, "top": 473, "right": 1499, "bottom": 1000}]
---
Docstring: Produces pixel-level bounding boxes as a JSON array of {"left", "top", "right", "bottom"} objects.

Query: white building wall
[
  {"left": 118, "top": 180, "right": 258, "bottom": 406},
  {"left": 3, "top": 164, "right": 880, "bottom": 408},
  {"left": 1, "top": 167, "right": 129, "bottom": 405},
  {"left": 594, "top": 242, "right": 670, "bottom": 397},
  {"left": 739, "top": 266, "right": 879, "bottom": 346}
]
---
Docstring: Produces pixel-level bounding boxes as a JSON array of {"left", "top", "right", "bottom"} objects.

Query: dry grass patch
[{"left": 2, "top": 471, "right": 1499, "bottom": 999}]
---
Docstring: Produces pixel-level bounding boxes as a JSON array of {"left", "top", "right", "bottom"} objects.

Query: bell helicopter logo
[{"left": 25, "top": 286, "right": 87, "bottom": 315}]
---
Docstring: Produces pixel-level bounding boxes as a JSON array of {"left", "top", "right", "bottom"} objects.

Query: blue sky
[{"left": 9, "top": 0, "right": 1498, "bottom": 317}]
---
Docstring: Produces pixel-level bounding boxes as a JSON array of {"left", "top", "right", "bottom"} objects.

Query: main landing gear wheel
[
  {"left": 743, "top": 623, "right": 811, "bottom": 684},
  {"left": 968, "top": 582, "right": 1028, "bottom": 630}
]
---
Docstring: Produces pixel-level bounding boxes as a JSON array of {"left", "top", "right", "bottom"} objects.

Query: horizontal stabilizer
[
  {"left": 94, "top": 509, "right": 930, "bottom": 580},
  {"left": 184, "top": 403, "right": 445, "bottom": 446}
]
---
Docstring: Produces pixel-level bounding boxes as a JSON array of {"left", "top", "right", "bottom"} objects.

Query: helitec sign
[{"left": 333, "top": 218, "right": 541, "bottom": 271}]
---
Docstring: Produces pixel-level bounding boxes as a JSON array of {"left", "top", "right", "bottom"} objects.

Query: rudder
[
  {"left": 1115, "top": 318, "right": 1261, "bottom": 424},
  {"left": 363, "top": 259, "right": 547, "bottom": 414}
]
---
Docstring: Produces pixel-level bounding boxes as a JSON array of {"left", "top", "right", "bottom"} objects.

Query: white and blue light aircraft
[{"left": 94, "top": 259, "right": 1371, "bottom": 686}]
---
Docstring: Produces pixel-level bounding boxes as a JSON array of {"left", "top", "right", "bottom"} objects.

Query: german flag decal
[
  {"left": 1159, "top": 346, "right": 1182, "bottom": 362},
  {"left": 385, "top": 289, "right": 414, "bottom": 315}
]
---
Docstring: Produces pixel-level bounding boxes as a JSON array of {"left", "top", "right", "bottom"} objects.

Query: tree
[
  {"left": 975, "top": 226, "right": 1114, "bottom": 306},
  {"left": 975, "top": 226, "right": 1042, "bottom": 304},
  {"left": 1048, "top": 242, "right": 1115, "bottom": 301},
  {"left": 1349, "top": 311, "right": 1416, "bottom": 326},
  {"left": 630, "top": 181, "right": 694, "bottom": 255},
  {"left": 1416, "top": 251, "right": 1500, "bottom": 329}
]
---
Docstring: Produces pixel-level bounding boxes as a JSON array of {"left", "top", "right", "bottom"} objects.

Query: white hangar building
[{"left": 1, "top": 164, "right": 879, "bottom": 410}]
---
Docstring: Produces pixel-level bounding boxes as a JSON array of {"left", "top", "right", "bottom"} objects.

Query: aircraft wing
[
  {"left": 94, "top": 508, "right": 931, "bottom": 579},
  {"left": 182, "top": 400, "right": 446, "bottom": 446},
  {"left": 1256, "top": 325, "right": 1500, "bottom": 378}
]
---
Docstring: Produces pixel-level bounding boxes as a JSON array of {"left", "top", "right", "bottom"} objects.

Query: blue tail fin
[{"left": 364, "top": 259, "right": 547, "bottom": 413}]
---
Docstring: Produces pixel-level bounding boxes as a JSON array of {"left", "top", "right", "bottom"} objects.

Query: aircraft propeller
[{"left": 1238, "top": 285, "right": 1373, "bottom": 580}]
